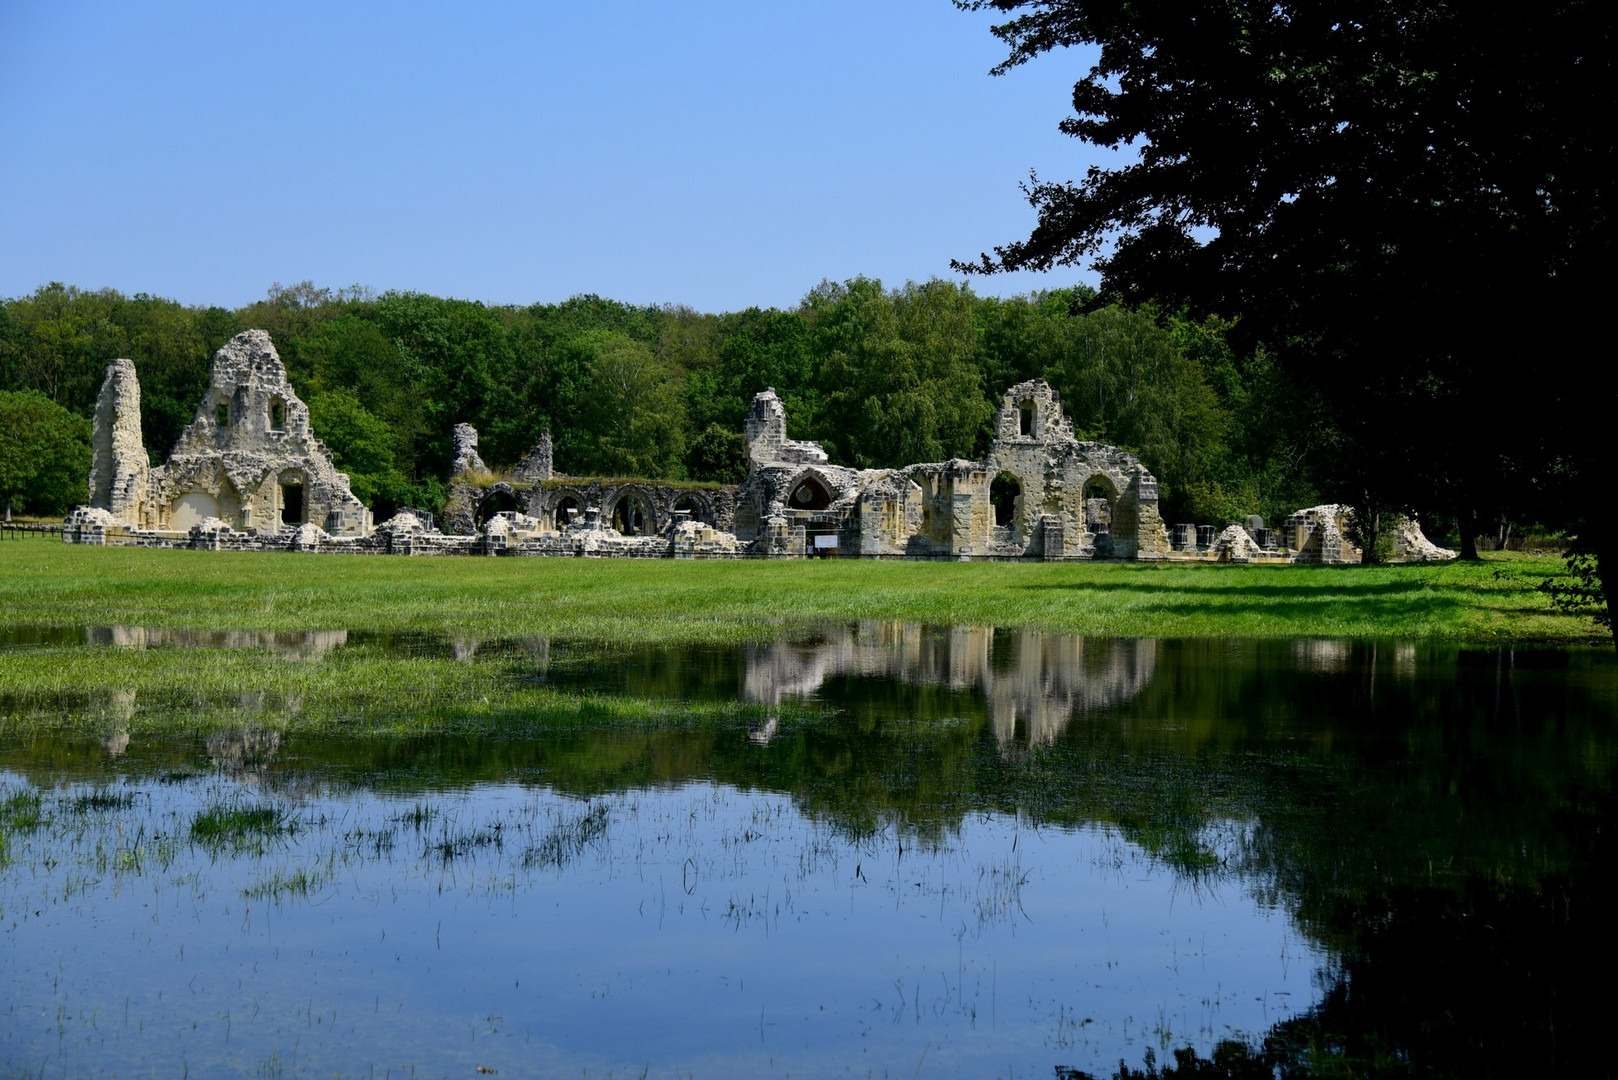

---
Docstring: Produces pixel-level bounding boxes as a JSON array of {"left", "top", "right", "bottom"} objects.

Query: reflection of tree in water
[
  {"left": 12, "top": 635, "right": 1615, "bottom": 1074},
  {"left": 1061, "top": 647, "right": 1618, "bottom": 1080},
  {"left": 1067, "top": 826, "right": 1617, "bottom": 1079},
  {"left": 742, "top": 622, "right": 1155, "bottom": 750}
]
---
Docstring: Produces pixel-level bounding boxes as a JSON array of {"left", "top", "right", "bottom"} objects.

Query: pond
[{"left": 1, "top": 623, "right": 1614, "bottom": 1077}]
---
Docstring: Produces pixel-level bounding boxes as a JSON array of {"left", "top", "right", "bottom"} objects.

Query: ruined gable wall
[
  {"left": 984, "top": 381, "right": 1083, "bottom": 556},
  {"left": 150, "top": 330, "right": 371, "bottom": 535},
  {"left": 985, "top": 380, "right": 1171, "bottom": 560}
]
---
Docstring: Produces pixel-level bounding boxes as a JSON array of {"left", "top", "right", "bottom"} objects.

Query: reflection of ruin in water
[
  {"left": 205, "top": 728, "right": 283, "bottom": 784},
  {"left": 87, "top": 625, "right": 349, "bottom": 661},
  {"left": 742, "top": 622, "right": 1156, "bottom": 749}
]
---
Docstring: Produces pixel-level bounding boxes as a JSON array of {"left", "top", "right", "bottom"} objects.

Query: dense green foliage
[
  {"left": 2, "top": 278, "right": 1320, "bottom": 526},
  {"left": 0, "top": 389, "right": 90, "bottom": 517}
]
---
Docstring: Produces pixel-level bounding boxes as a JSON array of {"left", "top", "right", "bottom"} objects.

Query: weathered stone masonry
[
  {"left": 68, "top": 330, "right": 370, "bottom": 544},
  {"left": 65, "top": 329, "right": 1452, "bottom": 563}
]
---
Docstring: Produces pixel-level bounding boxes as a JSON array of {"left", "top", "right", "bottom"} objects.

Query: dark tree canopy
[
  {"left": 957, "top": 2, "right": 1611, "bottom": 327},
  {"left": 960, "top": 0, "right": 1614, "bottom": 621}
]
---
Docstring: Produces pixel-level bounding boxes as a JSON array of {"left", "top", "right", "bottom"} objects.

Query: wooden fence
[{"left": 1, "top": 522, "right": 64, "bottom": 540}]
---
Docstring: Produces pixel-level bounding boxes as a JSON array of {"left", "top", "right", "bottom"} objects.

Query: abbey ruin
[{"left": 66, "top": 329, "right": 1453, "bottom": 564}]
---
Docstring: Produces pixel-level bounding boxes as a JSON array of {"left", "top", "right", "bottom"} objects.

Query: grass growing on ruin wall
[{"left": 0, "top": 543, "right": 1602, "bottom": 645}]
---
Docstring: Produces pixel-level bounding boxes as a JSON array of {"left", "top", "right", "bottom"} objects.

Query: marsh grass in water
[
  {"left": 523, "top": 801, "right": 610, "bottom": 870},
  {"left": 0, "top": 543, "right": 1601, "bottom": 644},
  {"left": 244, "top": 863, "right": 327, "bottom": 902},
  {"left": 66, "top": 788, "right": 135, "bottom": 813},
  {"left": 191, "top": 801, "right": 293, "bottom": 846},
  {"left": 1, "top": 786, "right": 43, "bottom": 830}
]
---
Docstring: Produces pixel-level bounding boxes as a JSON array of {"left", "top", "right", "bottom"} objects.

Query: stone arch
[
  {"left": 548, "top": 488, "right": 587, "bottom": 529},
  {"left": 990, "top": 471, "right": 1022, "bottom": 529},
  {"left": 476, "top": 484, "right": 521, "bottom": 526},
  {"left": 1081, "top": 472, "right": 1139, "bottom": 556},
  {"left": 671, "top": 491, "right": 714, "bottom": 526},
  {"left": 1081, "top": 473, "right": 1118, "bottom": 534},
  {"left": 785, "top": 472, "right": 834, "bottom": 512},
  {"left": 607, "top": 487, "right": 658, "bottom": 536}
]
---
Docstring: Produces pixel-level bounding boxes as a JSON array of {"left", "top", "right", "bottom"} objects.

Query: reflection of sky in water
[
  {"left": 1, "top": 778, "right": 1316, "bottom": 1077},
  {"left": 5, "top": 627, "right": 1615, "bottom": 1073}
]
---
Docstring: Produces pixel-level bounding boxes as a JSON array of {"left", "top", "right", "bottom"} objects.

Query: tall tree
[
  {"left": 806, "top": 278, "right": 991, "bottom": 467},
  {"left": 959, "top": 0, "right": 1613, "bottom": 602},
  {"left": 0, "top": 390, "right": 91, "bottom": 518},
  {"left": 578, "top": 333, "right": 687, "bottom": 478}
]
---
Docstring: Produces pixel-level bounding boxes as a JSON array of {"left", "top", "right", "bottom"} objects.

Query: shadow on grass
[
  {"left": 1114, "top": 595, "right": 1471, "bottom": 624},
  {"left": 1016, "top": 578, "right": 1446, "bottom": 599}
]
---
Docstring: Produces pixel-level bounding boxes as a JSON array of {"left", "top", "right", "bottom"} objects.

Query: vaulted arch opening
[
  {"left": 672, "top": 493, "right": 710, "bottom": 525},
  {"left": 477, "top": 488, "right": 519, "bottom": 526},
  {"left": 611, "top": 493, "right": 652, "bottom": 536},
  {"left": 1081, "top": 475, "right": 1118, "bottom": 537},
  {"left": 787, "top": 476, "right": 832, "bottom": 511},
  {"left": 553, "top": 494, "right": 582, "bottom": 529}
]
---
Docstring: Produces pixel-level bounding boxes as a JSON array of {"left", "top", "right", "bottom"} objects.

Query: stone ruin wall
[
  {"left": 69, "top": 330, "right": 370, "bottom": 544},
  {"left": 64, "top": 331, "right": 1453, "bottom": 564}
]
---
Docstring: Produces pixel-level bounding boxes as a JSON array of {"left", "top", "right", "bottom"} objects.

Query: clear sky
[{"left": 0, "top": 1, "right": 1107, "bottom": 313}]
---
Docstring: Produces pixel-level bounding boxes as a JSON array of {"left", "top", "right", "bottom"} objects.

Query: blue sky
[{"left": 0, "top": 1, "right": 1107, "bottom": 312}]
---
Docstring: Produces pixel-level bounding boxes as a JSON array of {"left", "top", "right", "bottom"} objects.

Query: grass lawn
[
  {"left": 0, "top": 541, "right": 1604, "bottom": 645},
  {"left": 1, "top": 541, "right": 1608, "bottom": 741}
]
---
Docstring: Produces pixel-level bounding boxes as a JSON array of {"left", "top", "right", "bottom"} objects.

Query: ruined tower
[{"left": 87, "top": 358, "right": 150, "bottom": 528}]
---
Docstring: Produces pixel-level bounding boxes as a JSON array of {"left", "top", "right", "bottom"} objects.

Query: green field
[{"left": 0, "top": 542, "right": 1602, "bottom": 644}]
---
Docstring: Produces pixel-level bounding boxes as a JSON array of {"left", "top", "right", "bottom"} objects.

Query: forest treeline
[{"left": 6, "top": 278, "right": 1326, "bottom": 527}]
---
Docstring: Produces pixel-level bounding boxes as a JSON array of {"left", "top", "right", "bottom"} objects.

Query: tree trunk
[
  {"left": 1460, "top": 508, "right": 1480, "bottom": 560},
  {"left": 1597, "top": 537, "right": 1617, "bottom": 656}
]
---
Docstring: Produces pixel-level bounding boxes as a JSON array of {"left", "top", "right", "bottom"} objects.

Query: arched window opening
[
  {"left": 1018, "top": 400, "right": 1034, "bottom": 436},
  {"left": 477, "top": 489, "right": 519, "bottom": 526},
  {"left": 787, "top": 477, "right": 832, "bottom": 511},
  {"left": 672, "top": 493, "right": 707, "bottom": 525},
  {"left": 990, "top": 473, "right": 1021, "bottom": 529},
  {"left": 554, "top": 494, "right": 582, "bottom": 528},
  {"left": 612, "top": 494, "right": 650, "bottom": 536},
  {"left": 1081, "top": 475, "right": 1118, "bottom": 535},
  {"left": 215, "top": 401, "right": 229, "bottom": 429},
  {"left": 269, "top": 399, "right": 286, "bottom": 431}
]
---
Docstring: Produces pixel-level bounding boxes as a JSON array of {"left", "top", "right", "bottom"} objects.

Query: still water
[{"left": 2, "top": 624, "right": 1614, "bottom": 1077}]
